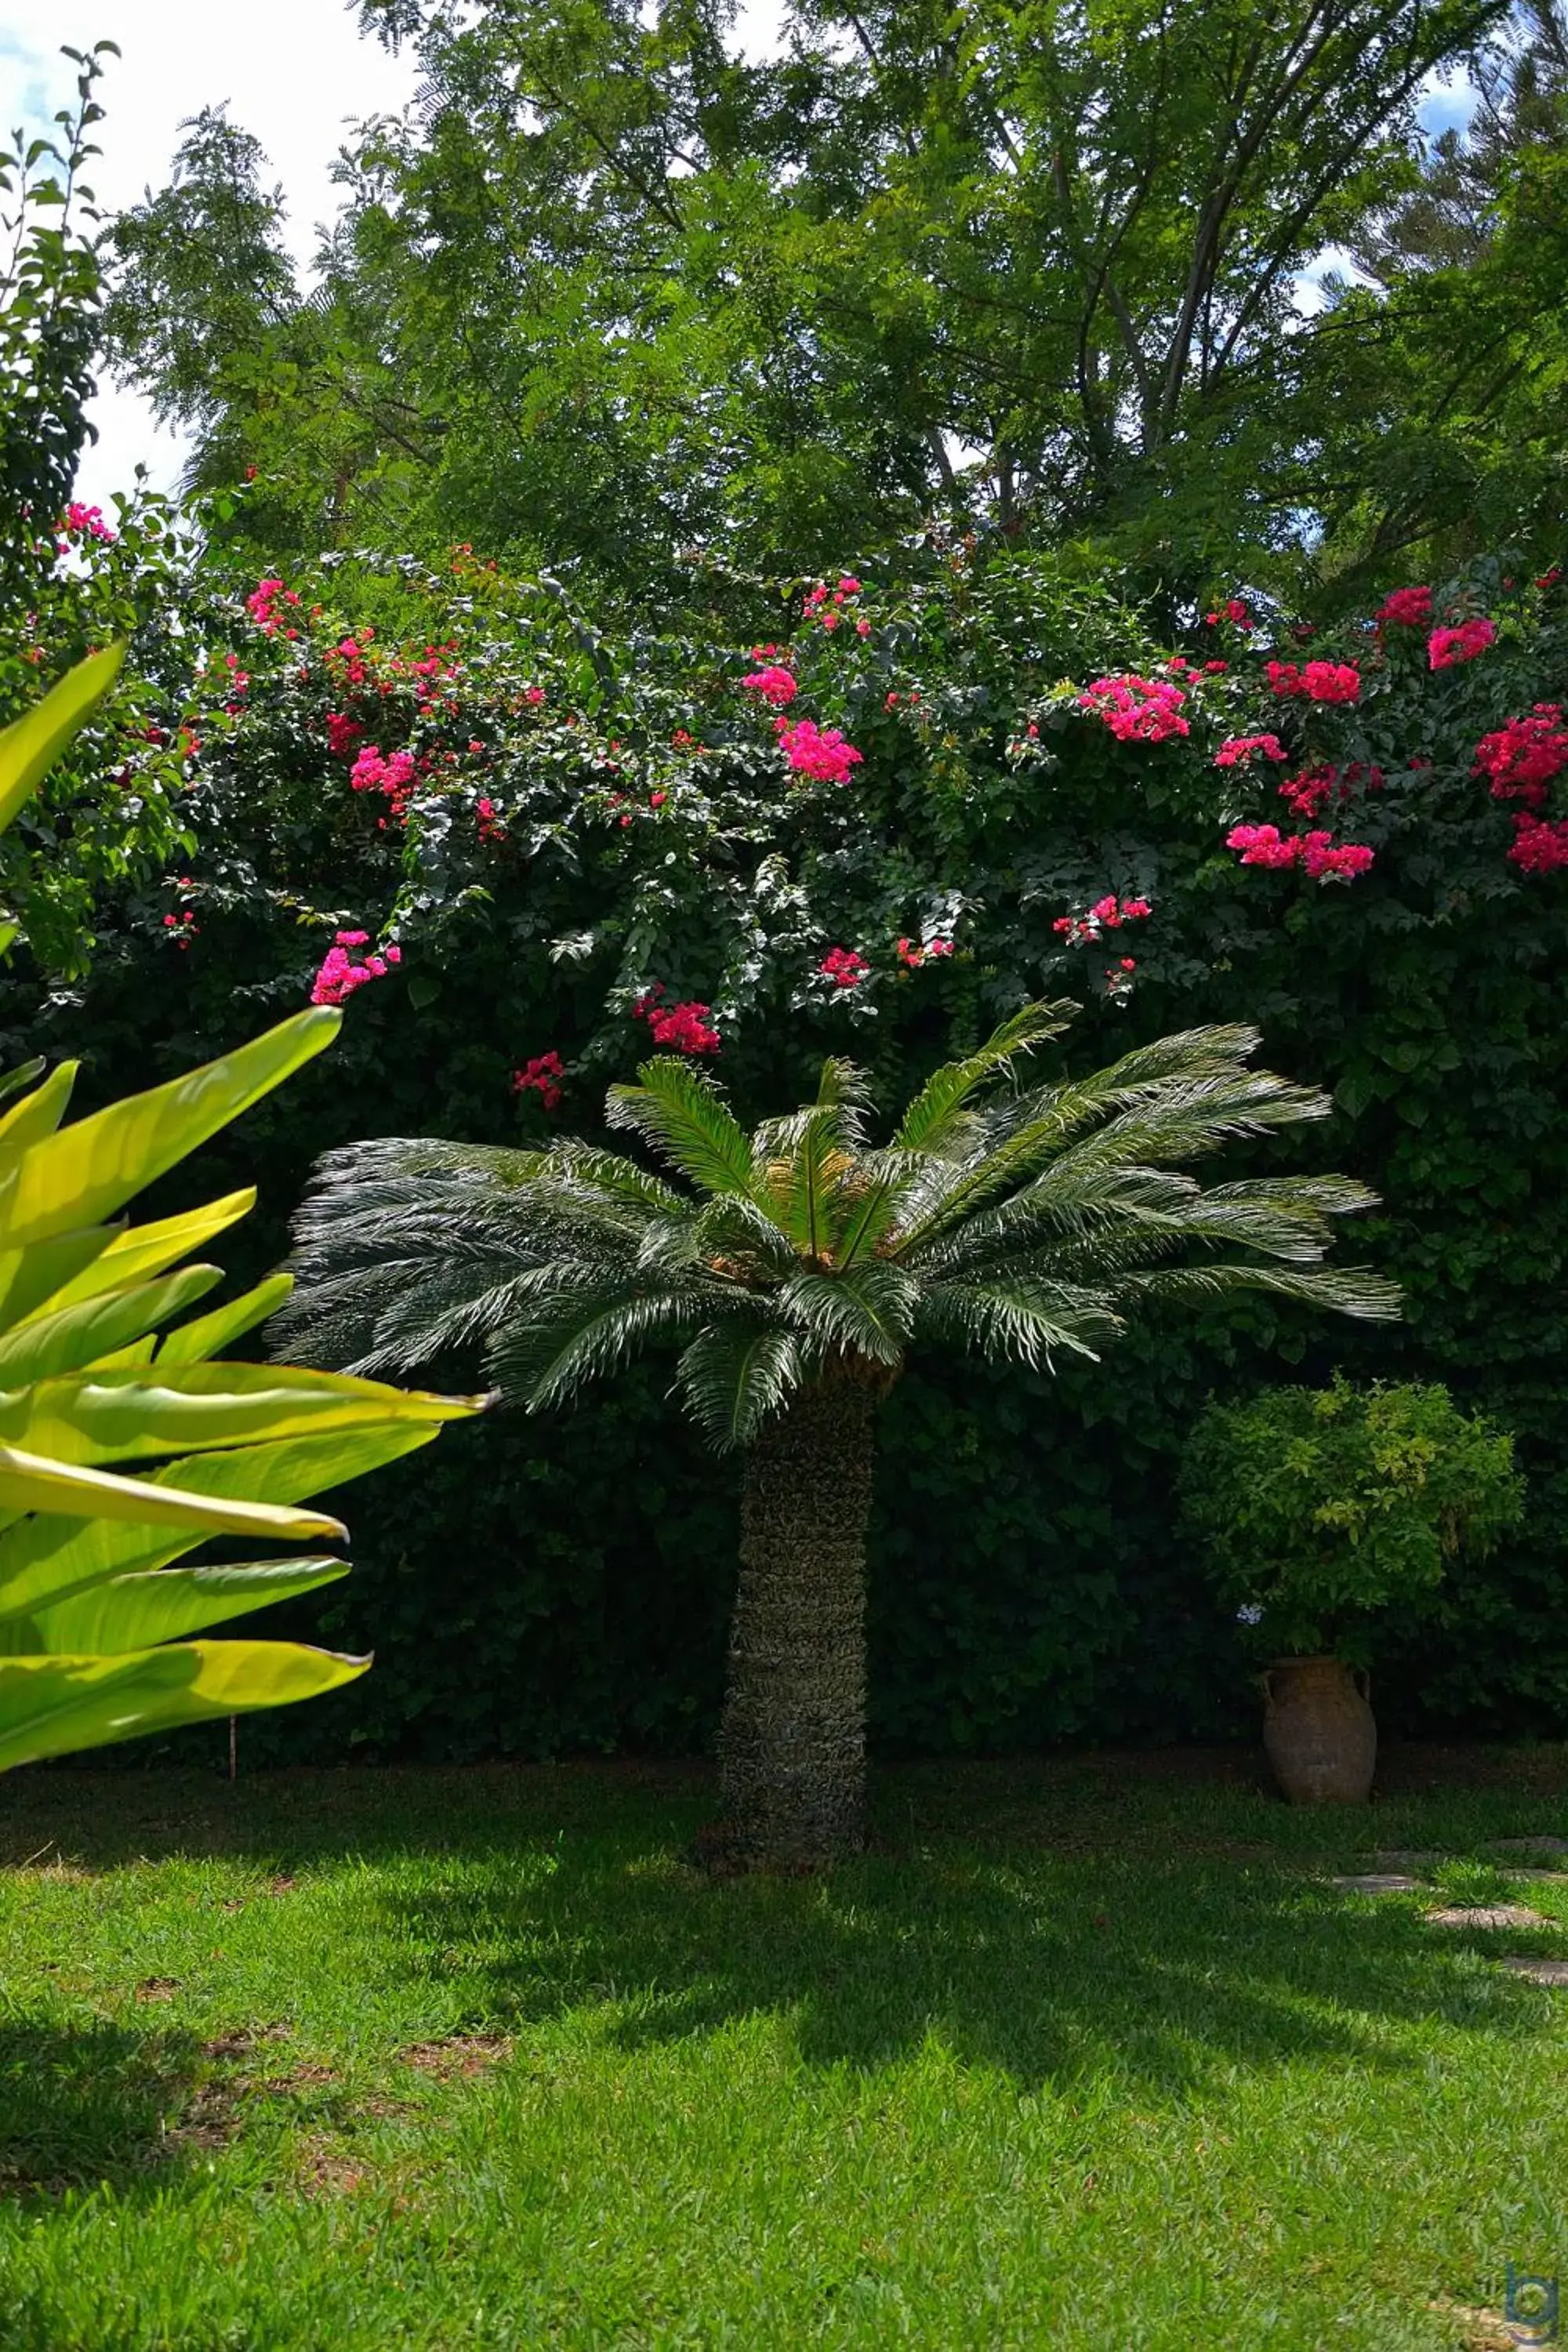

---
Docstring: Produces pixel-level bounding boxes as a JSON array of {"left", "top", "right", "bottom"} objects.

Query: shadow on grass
[{"left": 0, "top": 2017, "right": 208, "bottom": 2195}]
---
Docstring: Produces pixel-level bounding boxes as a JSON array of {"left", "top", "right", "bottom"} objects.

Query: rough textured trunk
[{"left": 714, "top": 1375, "right": 882, "bottom": 1871}]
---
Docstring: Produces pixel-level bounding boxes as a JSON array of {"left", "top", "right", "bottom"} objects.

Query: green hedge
[{"left": 7, "top": 546, "right": 1566, "bottom": 1759}]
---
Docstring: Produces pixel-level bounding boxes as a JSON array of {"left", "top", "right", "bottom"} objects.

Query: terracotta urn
[{"left": 1260, "top": 1655, "right": 1376, "bottom": 1803}]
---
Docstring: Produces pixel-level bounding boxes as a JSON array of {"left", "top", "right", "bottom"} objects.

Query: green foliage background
[{"left": 4, "top": 539, "right": 1563, "bottom": 1762}]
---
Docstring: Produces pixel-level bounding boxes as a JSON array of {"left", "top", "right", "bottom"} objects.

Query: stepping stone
[
  {"left": 1506, "top": 1868, "right": 1568, "bottom": 1885},
  {"left": 1367, "top": 1851, "right": 1445, "bottom": 1871},
  {"left": 1332, "top": 1873, "right": 1423, "bottom": 1893},
  {"left": 1499, "top": 1958, "right": 1568, "bottom": 1986},
  {"left": 1425, "top": 1904, "right": 1548, "bottom": 1929},
  {"left": 1489, "top": 1837, "right": 1568, "bottom": 1857}
]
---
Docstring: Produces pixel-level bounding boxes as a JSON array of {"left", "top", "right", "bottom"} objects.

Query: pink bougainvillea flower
[
  {"left": 819, "top": 946, "right": 870, "bottom": 988},
  {"left": 513, "top": 1051, "right": 565, "bottom": 1110},
  {"left": 1428, "top": 617, "right": 1496, "bottom": 670},
  {"left": 1472, "top": 706, "right": 1568, "bottom": 806},
  {"left": 777, "top": 717, "right": 864, "bottom": 783},
  {"left": 1374, "top": 586, "right": 1432, "bottom": 626},
  {"left": 1508, "top": 813, "right": 1568, "bottom": 873},
  {"left": 1214, "top": 733, "right": 1288, "bottom": 768},
  {"left": 1077, "top": 675, "right": 1189, "bottom": 742},
  {"left": 1267, "top": 660, "right": 1359, "bottom": 703},
  {"left": 742, "top": 663, "right": 798, "bottom": 707}
]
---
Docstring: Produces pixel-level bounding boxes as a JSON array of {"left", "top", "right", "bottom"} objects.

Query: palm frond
[
  {"left": 605, "top": 1057, "right": 755, "bottom": 1198},
  {"left": 891, "top": 1000, "right": 1078, "bottom": 1156},
  {"left": 778, "top": 1262, "right": 920, "bottom": 1366},
  {"left": 486, "top": 1267, "right": 732, "bottom": 1410},
  {"left": 1114, "top": 1263, "right": 1403, "bottom": 1320},
  {"left": 917, "top": 1274, "right": 1123, "bottom": 1367},
  {"left": 674, "top": 1323, "right": 806, "bottom": 1450}
]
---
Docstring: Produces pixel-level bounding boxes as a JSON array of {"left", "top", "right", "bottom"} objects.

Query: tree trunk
[{"left": 714, "top": 1374, "right": 882, "bottom": 1871}]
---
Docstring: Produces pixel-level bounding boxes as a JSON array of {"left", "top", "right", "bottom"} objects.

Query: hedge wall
[{"left": 8, "top": 545, "right": 1566, "bottom": 1759}]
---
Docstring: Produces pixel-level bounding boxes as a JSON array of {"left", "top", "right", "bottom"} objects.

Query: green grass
[{"left": 2, "top": 1753, "right": 1568, "bottom": 2349}]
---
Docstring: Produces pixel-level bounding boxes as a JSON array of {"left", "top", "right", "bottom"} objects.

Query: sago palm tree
[{"left": 277, "top": 1001, "right": 1399, "bottom": 1868}]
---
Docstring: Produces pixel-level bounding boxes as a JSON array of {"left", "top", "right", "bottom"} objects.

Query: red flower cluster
[
  {"left": 1508, "top": 815, "right": 1568, "bottom": 873},
  {"left": 162, "top": 908, "right": 198, "bottom": 949},
  {"left": 1266, "top": 660, "right": 1360, "bottom": 703},
  {"left": 633, "top": 985, "right": 721, "bottom": 1054},
  {"left": 476, "top": 795, "right": 507, "bottom": 844},
  {"left": 896, "top": 935, "right": 955, "bottom": 968},
  {"left": 310, "top": 930, "right": 401, "bottom": 1006},
  {"left": 1214, "top": 733, "right": 1287, "bottom": 768},
  {"left": 1052, "top": 894, "right": 1152, "bottom": 945},
  {"left": 246, "top": 576, "right": 301, "bottom": 633},
  {"left": 1375, "top": 586, "right": 1432, "bottom": 626},
  {"left": 59, "top": 501, "right": 115, "bottom": 547},
  {"left": 325, "top": 711, "right": 365, "bottom": 757},
  {"left": 777, "top": 717, "right": 864, "bottom": 783},
  {"left": 1472, "top": 706, "right": 1568, "bottom": 807},
  {"left": 513, "top": 1051, "right": 564, "bottom": 1110},
  {"left": 742, "top": 662, "right": 797, "bottom": 708},
  {"left": 1078, "top": 675, "right": 1189, "bottom": 742},
  {"left": 1277, "top": 760, "right": 1385, "bottom": 821},
  {"left": 1204, "top": 599, "right": 1253, "bottom": 628},
  {"left": 1429, "top": 617, "right": 1496, "bottom": 670},
  {"left": 1226, "top": 825, "right": 1374, "bottom": 880},
  {"left": 819, "top": 946, "right": 870, "bottom": 988}
]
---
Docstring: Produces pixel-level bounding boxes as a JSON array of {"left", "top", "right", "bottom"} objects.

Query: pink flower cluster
[
  {"left": 1078, "top": 675, "right": 1189, "bottom": 742},
  {"left": 1204, "top": 598, "right": 1253, "bottom": 629},
  {"left": 1266, "top": 660, "right": 1360, "bottom": 703},
  {"left": 1278, "top": 760, "right": 1385, "bottom": 821},
  {"left": 1375, "top": 586, "right": 1432, "bottom": 626},
  {"left": 896, "top": 935, "right": 954, "bottom": 968},
  {"left": 819, "top": 946, "right": 870, "bottom": 988},
  {"left": 1508, "top": 815, "right": 1568, "bottom": 873},
  {"left": 476, "top": 796, "right": 506, "bottom": 844},
  {"left": 1053, "top": 894, "right": 1152, "bottom": 946},
  {"left": 310, "top": 930, "right": 401, "bottom": 1006},
  {"left": 325, "top": 711, "right": 365, "bottom": 757},
  {"left": 162, "top": 907, "right": 198, "bottom": 949},
  {"left": 1429, "top": 617, "right": 1496, "bottom": 670},
  {"left": 742, "top": 662, "right": 797, "bottom": 708},
  {"left": 633, "top": 984, "right": 720, "bottom": 1055},
  {"left": 246, "top": 576, "right": 301, "bottom": 633},
  {"left": 1214, "top": 733, "right": 1287, "bottom": 768},
  {"left": 777, "top": 717, "right": 864, "bottom": 783},
  {"left": 1472, "top": 707, "right": 1568, "bottom": 807},
  {"left": 350, "top": 743, "right": 420, "bottom": 825},
  {"left": 804, "top": 577, "right": 868, "bottom": 634},
  {"left": 513, "top": 1051, "right": 564, "bottom": 1110},
  {"left": 60, "top": 502, "right": 115, "bottom": 546},
  {"left": 1226, "top": 825, "right": 1374, "bottom": 881}
]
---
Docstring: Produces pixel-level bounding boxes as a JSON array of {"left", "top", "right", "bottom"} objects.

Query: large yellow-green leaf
[
  {"left": 0, "top": 1362, "right": 487, "bottom": 1468},
  {"left": 0, "top": 1266, "right": 222, "bottom": 1387},
  {"left": 31, "top": 1192, "right": 255, "bottom": 1321},
  {"left": 0, "top": 1421, "right": 442, "bottom": 1617},
  {"left": 6, "top": 1556, "right": 349, "bottom": 1656},
  {"left": 0, "top": 1225, "right": 120, "bottom": 1336},
  {"left": 156, "top": 1273, "right": 294, "bottom": 1368},
  {"left": 0, "top": 1011, "right": 341, "bottom": 1248},
  {"left": 0, "top": 1636, "right": 367, "bottom": 1770},
  {"left": 0, "top": 1062, "right": 76, "bottom": 1171},
  {"left": 0, "top": 643, "right": 125, "bottom": 836},
  {"left": 0, "top": 1445, "right": 348, "bottom": 1542}
]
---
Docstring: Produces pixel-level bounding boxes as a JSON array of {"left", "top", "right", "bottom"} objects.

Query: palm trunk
[{"left": 714, "top": 1374, "right": 882, "bottom": 1871}]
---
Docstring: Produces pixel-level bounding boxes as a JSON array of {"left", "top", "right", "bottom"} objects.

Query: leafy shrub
[{"left": 1178, "top": 1374, "right": 1524, "bottom": 1662}]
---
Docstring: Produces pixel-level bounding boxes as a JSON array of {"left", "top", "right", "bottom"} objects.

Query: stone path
[{"left": 1326, "top": 1846, "right": 1568, "bottom": 1981}]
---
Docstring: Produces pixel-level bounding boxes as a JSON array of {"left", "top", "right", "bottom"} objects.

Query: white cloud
[{"left": 0, "top": 0, "right": 415, "bottom": 505}]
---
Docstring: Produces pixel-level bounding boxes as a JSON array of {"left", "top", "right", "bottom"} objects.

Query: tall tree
[{"left": 103, "top": 0, "right": 1518, "bottom": 590}]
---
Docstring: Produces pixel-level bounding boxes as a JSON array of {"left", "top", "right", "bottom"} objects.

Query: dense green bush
[{"left": 6, "top": 543, "right": 1566, "bottom": 1759}]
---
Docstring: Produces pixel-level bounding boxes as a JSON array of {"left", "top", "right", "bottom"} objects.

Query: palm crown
[{"left": 279, "top": 1002, "right": 1399, "bottom": 1436}]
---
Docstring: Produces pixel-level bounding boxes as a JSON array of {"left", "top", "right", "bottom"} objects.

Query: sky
[{"left": 0, "top": 0, "right": 1475, "bottom": 510}]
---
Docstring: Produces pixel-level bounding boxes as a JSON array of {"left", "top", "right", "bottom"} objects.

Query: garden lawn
[{"left": 1, "top": 1755, "right": 1566, "bottom": 2350}]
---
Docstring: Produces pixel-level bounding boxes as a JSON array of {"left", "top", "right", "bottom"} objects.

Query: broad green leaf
[
  {"left": 0, "top": 1225, "right": 119, "bottom": 1334},
  {"left": 0, "top": 1061, "right": 76, "bottom": 1169},
  {"left": 156, "top": 1273, "right": 294, "bottom": 1367},
  {"left": 0, "top": 643, "right": 126, "bottom": 835},
  {"left": 0, "top": 1059, "right": 45, "bottom": 1112},
  {"left": 0, "top": 1445, "right": 348, "bottom": 1542},
  {"left": 2, "top": 1011, "right": 341, "bottom": 1247},
  {"left": 0, "top": 1266, "right": 221, "bottom": 1387},
  {"left": 0, "top": 1362, "right": 485, "bottom": 1468},
  {"left": 10, "top": 1556, "right": 349, "bottom": 1656},
  {"left": 34, "top": 1192, "right": 255, "bottom": 1317},
  {"left": 0, "top": 1421, "right": 441, "bottom": 1617},
  {"left": 0, "top": 1637, "right": 368, "bottom": 1771}
]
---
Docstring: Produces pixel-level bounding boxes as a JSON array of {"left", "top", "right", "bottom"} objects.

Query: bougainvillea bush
[{"left": 5, "top": 541, "right": 1565, "bottom": 1761}]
